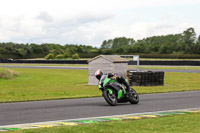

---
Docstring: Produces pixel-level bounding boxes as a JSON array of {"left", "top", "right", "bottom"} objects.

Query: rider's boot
[
  {"left": 124, "top": 83, "right": 131, "bottom": 94},
  {"left": 117, "top": 76, "right": 131, "bottom": 94},
  {"left": 121, "top": 78, "right": 131, "bottom": 94}
]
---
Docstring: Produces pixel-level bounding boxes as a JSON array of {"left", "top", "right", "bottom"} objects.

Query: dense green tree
[
  {"left": 101, "top": 49, "right": 113, "bottom": 54},
  {"left": 56, "top": 54, "right": 64, "bottom": 59},
  {"left": 101, "top": 37, "right": 135, "bottom": 49},
  {"left": 192, "top": 35, "right": 200, "bottom": 54},
  {"left": 72, "top": 53, "right": 80, "bottom": 59},
  {"left": 17, "top": 48, "right": 27, "bottom": 57},
  {"left": 180, "top": 28, "right": 196, "bottom": 53},
  {"left": 101, "top": 39, "right": 113, "bottom": 48},
  {"left": 63, "top": 52, "right": 70, "bottom": 58},
  {"left": 182, "top": 28, "right": 196, "bottom": 44},
  {"left": 45, "top": 53, "right": 55, "bottom": 59}
]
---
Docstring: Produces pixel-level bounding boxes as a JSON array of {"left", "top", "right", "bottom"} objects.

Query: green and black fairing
[
  {"left": 99, "top": 75, "right": 127, "bottom": 100},
  {"left": 98, "top": 74, "right": 139, "bottom": 106}
]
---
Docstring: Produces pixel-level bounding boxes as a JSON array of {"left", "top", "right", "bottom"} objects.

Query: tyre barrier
[
  {"left": 127, "top": 71, "right": 164, "bottom": 86},
  {"left": 128, "top": 60, "right": 200, "bottom": 66},
  {"left": 1, "top": 59, "right": 200, "bottom": 66}
]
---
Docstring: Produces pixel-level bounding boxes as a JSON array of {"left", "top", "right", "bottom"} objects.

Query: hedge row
[{"left": 79, "top": 53, "right": 200, "bottom": 59}]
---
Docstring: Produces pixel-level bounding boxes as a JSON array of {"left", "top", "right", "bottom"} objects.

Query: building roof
[{"left": 88, "top": 55, "right": 129, "bottom": 63}]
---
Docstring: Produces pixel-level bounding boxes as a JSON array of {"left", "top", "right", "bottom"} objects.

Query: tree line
[
  {"left": 101, "top": 27, "right": 200, "bottom": 54},
  {"left": 0, "top": 27, "right": 200, "bottom": 59},
  {"left": 0, "top": 43, "right": 97, "bottom": 59}
]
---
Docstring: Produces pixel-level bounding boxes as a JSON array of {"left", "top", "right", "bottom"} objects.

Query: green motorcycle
[{"left": 98, "top": 75, "right": 139, "bottom": 106}]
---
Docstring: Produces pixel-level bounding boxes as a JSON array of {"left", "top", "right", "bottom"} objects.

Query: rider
[{"left": 95, "top": 70, "right": 131, "bottom": 93}]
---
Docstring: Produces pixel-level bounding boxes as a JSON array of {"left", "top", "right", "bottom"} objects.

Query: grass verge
[
  {"left": 6, "top": 112, "right": 200, "bottom": 133},
  {"left": 0, "top": 68, "right": 200, "bottom": 103},
  {"left": 0, "top": 68, "right": 99, "bottom": 102}
]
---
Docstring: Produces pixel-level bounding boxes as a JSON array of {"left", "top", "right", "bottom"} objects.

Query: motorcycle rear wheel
[
  {"left": 103, "top": 89, "right": 117, "bottom": 106},
  {"left": 128, "top": 88, "right": 139, "bottom": 104}
]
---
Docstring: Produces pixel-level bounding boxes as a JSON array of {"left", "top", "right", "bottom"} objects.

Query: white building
[{"left": 88, "top": 55, "right": 128, "bottom": 85}]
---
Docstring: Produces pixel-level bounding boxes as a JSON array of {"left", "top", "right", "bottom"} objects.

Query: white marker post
[
  {"left": 120, "top": 55, "right": 140, "bottom": 72},
  {"left": 133, "top": 55, "right": 140, "bottom": 72}
]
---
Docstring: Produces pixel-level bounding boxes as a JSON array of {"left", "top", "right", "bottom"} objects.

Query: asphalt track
[
  {"left": 0, "top": 65, "right": 200, "bottom": 73},
  {"left": 0, "top": 91, "right": 200, "bottom": 126}
]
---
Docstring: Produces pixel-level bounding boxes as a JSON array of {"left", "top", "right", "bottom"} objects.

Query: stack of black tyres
[{"left": 128, "top": 71, "right": 164, "bottom": 86}]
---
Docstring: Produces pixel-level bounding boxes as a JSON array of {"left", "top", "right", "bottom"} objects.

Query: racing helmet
[{"left": 95, "top": 70, "right": 103, "bottom": 80}]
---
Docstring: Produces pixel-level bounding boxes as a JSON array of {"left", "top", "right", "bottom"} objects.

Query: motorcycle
[{"left": 98, "top": 74, "right": 139, "bottom": 106}]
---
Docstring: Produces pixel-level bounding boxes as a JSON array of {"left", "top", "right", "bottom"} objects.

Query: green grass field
[
  {"left": 0, "top": 68, "right": 200, "bottom": 103},
  {"left": 6, "top": 112, "right": 200, "bottom": 133},
  {"left": 0, "top": 68, "right": 99, "bottom": 102}
]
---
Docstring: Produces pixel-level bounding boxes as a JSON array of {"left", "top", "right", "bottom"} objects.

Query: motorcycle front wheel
[
  {"left": 128, "top": 88, "right": 139, "bottom": 104},
  {"left": 103, "top": 89, "right": 117, "bottom": 106}
]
